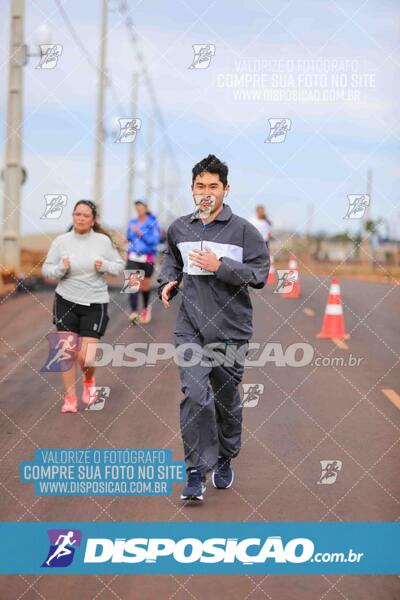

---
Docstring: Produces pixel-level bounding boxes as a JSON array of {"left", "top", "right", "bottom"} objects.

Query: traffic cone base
[
  {"left": 283, "top": 280, "right": 301, "bottom": 298},
  {"left": 317, "top": 329, "right": 350, "bottom": 340}
]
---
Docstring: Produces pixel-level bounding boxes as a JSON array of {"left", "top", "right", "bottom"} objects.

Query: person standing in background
[
  {"left": 250, "top": 205, "right": 273, "bottom": 243},
  {"left": 126, "top": 200, "right": 161, "bottom": 324}
]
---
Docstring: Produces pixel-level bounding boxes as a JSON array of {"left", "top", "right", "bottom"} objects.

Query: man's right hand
[{"left": 161, "top": 280, "right": 178, "bottom": 308}]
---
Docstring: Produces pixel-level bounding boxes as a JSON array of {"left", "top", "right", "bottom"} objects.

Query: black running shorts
[{"left": 53, "top": 293, "right": 109, "bottom": 339}]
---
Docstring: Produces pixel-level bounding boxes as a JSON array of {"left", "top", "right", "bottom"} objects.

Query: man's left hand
[{"left": 188, "top": 246, "right": 221, "bottom": 272}]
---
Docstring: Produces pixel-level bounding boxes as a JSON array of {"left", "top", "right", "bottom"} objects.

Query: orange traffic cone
[
  {"left": 267, "top": 256, "right": 277, "bottom": 284},
  {"left": 283, "top": 255, "right": 301, "bottom": 298},
  {"left": 317, "top": 278, "right": 349, "bottom": 339}
]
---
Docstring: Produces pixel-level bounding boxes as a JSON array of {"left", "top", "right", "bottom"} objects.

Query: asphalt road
[{"left": 0, "top": 273, "right": 399, "bottom": 599}]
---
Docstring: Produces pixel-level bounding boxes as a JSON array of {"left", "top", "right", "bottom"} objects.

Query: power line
[
  {"left": 54, "top": 0, "right": 180, "bottom": 213},
  {"left": 55, "top": 0, "right": 178, "bottom": 171},
  {"left": 116, "top": 1, "right": 179, "bottom": 172},
  {"left": 54, "top": 0, "right": 126, "bottom": 115}
]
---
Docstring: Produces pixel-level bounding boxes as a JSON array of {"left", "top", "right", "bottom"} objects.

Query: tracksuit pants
[{"left": 175, "top": 332, "right": 249, "bottom": 475}]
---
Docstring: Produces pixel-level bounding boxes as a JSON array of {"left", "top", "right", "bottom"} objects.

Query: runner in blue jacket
[{"left": 126, "top": 201, "right": 160, "bottom": 324}]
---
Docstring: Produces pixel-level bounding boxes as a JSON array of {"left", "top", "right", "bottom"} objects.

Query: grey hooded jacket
[{"left": 157, "top": 204, "right": 270, "bottom": 343}]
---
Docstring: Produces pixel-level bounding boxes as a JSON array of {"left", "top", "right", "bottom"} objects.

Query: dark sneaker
[
  {"left": 212, "top": 456, "right": 234, "bottom": 489},
  {"left": 180, "top": 468, "right": 206, "bottom": 501}
]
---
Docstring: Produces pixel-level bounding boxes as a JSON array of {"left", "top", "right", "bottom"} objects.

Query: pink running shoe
[
  {"left": 61, "top": 395, "right": 78, "bottom": 413},
  {"left": 139, "top": 306, "right": 152, "bottom": 324},
  {"left": 82, "top": 378, "right": 96, "bottom": 405}
]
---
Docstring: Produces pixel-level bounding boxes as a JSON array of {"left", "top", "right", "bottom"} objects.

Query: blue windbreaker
[{"left": 126, "top": 213, "right": 160, "bottom": 257}]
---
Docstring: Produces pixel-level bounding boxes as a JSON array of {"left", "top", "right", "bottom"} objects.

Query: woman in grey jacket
[{"left": 42, "top": 200, "right": 125, "bottom": 413}]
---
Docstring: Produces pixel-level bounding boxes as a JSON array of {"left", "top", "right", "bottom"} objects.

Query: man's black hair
[{"left": 192, "top": 154, "right": 229, "bottom": 187}]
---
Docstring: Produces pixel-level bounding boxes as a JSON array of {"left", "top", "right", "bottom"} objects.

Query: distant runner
[{"left": 126, "top": 200, "right": 160, "bottom": 324}]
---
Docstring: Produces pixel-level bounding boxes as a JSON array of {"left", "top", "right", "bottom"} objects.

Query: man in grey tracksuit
[{"left": 158, "top": 154, "right": 269, "bottom": 500}]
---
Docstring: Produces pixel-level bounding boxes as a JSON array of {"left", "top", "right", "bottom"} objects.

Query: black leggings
[{"left": 126, "top": 260, "right": 154, "bottom": 312}]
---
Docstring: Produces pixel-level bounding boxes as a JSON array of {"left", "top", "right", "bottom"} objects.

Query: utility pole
[
  {"left": 166, "top": 156, "right": 177, "bottom": 226},
  {"left": 366, "top": 168, "right": 372, "bottom": 221},
  {"left": 93, "top": 0, "right": 108, "bottom": 216},
  {"left": 361, "top": 169, "right": 373, "bottom": 265},
  {"left": 2, "top": 0, "right": 25, "bottom": 274},
  {"left": 306, "top": 203, "right": 314, "bottom": 237},
  {"left": 126, "top": 71, "right": 138, "bottom": 224},
  {"left": 145, "top": 117, "right": 154, "bottom": 205},
  {"left": 305, "top": 203, "right": 314, "bottom": 264},
  {"left": 157, "top": 148, "right": 166, "bottom": 226}
]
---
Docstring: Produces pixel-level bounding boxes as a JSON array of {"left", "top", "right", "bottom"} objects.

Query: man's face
[{"left": 192, "top": 172, "right": 229, "bottom": 218}]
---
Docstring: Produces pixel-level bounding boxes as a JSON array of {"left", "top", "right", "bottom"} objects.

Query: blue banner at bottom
[{"left": 0, "top": 522, "right": 398, "bottom": 574}]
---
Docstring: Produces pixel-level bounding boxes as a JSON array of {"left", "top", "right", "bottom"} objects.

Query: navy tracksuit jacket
[{"left": 158, "top": 203, "right": 270, "bottom": 474}]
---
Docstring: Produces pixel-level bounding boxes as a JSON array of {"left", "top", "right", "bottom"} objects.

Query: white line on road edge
[
  {"left": 332, "top": 338, "right": 349, "bottom": 350},
  {"left": 382, "top": 389, "right": 400, "bottom": 411}
]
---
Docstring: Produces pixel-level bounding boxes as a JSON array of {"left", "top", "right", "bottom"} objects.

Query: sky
[{"left": 0, "top": 0, "right": 399, "bottom": 239}]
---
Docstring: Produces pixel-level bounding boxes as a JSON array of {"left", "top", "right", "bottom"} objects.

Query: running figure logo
[
  {"left": 242, "top": 383, "right": 264, "bottom": 408},
  {"left": 344, "top": 195, "right": 370, "bottom": 220},
  {"left": 274, "top": 270, "right": 298, "bottom": 294},
  {"left": 121, "top": 269, "right": 145, "bottom": 293},
  {"left": 188, "top": 44, "right": 216, "bottom": 69},
  {"left": 85, "top": 386, "right": 110, "bottom": 411},
  {"left": 41, "top": 194, "right": 68, "bottom": 220},
  {"left": 41, "top": 529, "right": 82, "bottom": 568},
  {"left": 115, "top": 118, "right": 141, "bottom": 143},
  {"left": 41, "top": 333, "right": 81, "bottom": 372},
  {"left": 36, "top": 45, "right": 63, "bottom": 69},
  {"left": 265, "top": 118, "right": 291, "bottom": 143},
  {"left": 317, "top": 460, "right": 343, "bottom": 485}
]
